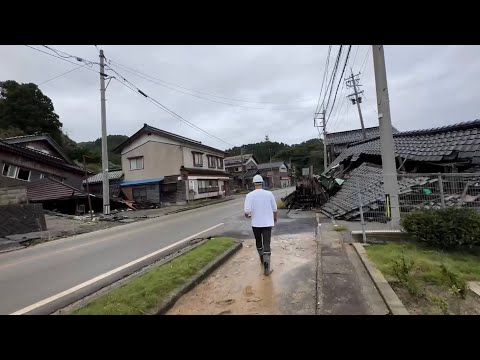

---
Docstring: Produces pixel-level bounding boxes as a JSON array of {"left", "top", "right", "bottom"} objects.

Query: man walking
[{"left": 244, "top": 175, "right": 278, "bottom": 276}]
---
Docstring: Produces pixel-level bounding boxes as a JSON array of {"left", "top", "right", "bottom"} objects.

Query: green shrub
[
  {"left": 401, "top": 208, "right": 480, "bottom": 250},
  {"left": 391, "top": 251, "right": 422, "bottom": 296},
  {"left": 440, "top": 264, "right": 468, "bottom": 299},
  {"left": 333, "top": 224, "right": 348, "bottom": 232}
]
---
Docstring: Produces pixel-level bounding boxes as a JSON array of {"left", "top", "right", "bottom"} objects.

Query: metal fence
[{"left": 350, "top": 173, "right": 480, "bottom": 231}]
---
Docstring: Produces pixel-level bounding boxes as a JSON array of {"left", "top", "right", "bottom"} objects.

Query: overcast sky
[{"left": 1, "top": 45, "right": 479, "bottom": 150}]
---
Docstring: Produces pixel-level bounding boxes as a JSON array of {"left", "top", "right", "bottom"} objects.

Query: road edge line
[{"left": 10, "top": 223, "right": 224, "bottom": 315}]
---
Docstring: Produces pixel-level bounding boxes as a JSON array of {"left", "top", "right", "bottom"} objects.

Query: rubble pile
[{"left": 282, "top": 176, "right": 329, "bottom": 212}]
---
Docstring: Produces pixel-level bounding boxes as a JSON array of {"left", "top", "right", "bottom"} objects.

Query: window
[
  {"left": 129, "top": 157, "right": 144, "bottom": 170},
  {"left": 217, "top": 158, "right": 223, "bottom": 169},
  {"left": 2, "top": 163, "right": 31, "bottom": 181},
  {"left": 17, "top": 168, "right": 31, "bottom": 181},
  {"left": 236, "top": 166, "right": 242, "bottom": 172},
  {"left": 192, "top": 152, "right": 203, "bottom": 167},
  {"left": 2, "top": 163, "right": 18, "bottom": 178},
  {"left": 198, "top": 179, "right": 219, "bottom": 194},
  {"left": 207, "top": 156, "right": 216, "bottom": 168}
]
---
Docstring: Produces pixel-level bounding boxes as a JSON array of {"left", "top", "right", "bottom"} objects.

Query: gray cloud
[{"left": 1, "top": 45, "right": 479, "bottom": 150}]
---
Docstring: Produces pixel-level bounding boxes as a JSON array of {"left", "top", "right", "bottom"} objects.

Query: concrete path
[
  {"left": 317, "top": 217, "right": 388, "bottom": 315},
  {"left": 168, "top": 211, "right": 318, "bottom": 315},
  {"left": 0, "top": 188, "right": 295, "bottom": 315},
  {"left": 168, "top": 212, "right": 388, "bottom": 315}
]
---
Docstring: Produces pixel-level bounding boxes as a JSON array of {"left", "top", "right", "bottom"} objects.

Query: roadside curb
[
  {"left": 155, "top": 241, "right": 243, "bottom": 315},
  {"left": 352, "top": 243, "right": 409, "bottom": 315},
  {"left": 468, "top": 281, "right": 480, "bottom": 298}
]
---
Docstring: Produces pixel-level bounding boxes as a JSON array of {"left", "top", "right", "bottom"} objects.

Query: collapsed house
[{"left": 320, "top": 120, "right": 480, "bottom": 220}]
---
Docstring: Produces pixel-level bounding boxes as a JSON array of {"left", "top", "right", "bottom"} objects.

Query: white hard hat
[{"left": 253, "top": 174, "right": 264, "bottom": 184}]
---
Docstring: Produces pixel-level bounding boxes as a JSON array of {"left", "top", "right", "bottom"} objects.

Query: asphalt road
[{"left": 0, "top": 187, "right": 294, "bottom": 315}]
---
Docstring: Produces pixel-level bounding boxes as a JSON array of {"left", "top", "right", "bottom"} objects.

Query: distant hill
[
  {"left": 78, "top": 135, "right": 128, "bottom": 166},
  {"left": 226, "top": 138, "right": 325, "bottom": 175}
]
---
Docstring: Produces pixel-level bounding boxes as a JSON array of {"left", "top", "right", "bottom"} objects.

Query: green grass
[
  {"left": 366, "top": 242, "right": 480, "bottom": 285},
  {"left": 333, "top": 224, "right": 348, "bottom": 232},
  {"left": 73, "top": 237, "right": 235, "bottom": 315}
]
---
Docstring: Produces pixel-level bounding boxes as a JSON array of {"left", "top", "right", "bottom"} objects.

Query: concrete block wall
[
  {"left": 0, "top": 186, "right": 28, "bottom": 206},
  {"left": 0, "top": 203, "right": 47, "bottom": 237}
]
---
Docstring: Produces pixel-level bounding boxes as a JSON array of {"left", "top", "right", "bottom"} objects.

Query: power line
[
  {"left": 38, "top": 65, "right": 87, "bottom": 86},
  {"left": 314, "top": 45, "right": 332, "bottom": 116},
  {"left": 323, "top": 45, "right": 343, "bottom": 113},
  {"left": 110, "top": 70, "right": 237, "bottom": 148},
  {"left": 360, "top": 46, "right": 371, "bottom": 73},
  {"left": 351, "top": 45, "right": 360, "bottom": 68},
  {"left": 326, "top": 45, "right": 352, "bottom": 123},
  {"left": 25, "top": 46, "right": 100, "bottom": 75},
  {"left": 107, "top": 59, "right": 315, "bottom": 108},
  {"left": 42, "top": 45, "right": 96, "bottom": 67}
]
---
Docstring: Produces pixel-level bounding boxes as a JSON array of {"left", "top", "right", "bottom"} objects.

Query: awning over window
[{"left": 120, "top": 178, "right": 164, "bottom": 187}]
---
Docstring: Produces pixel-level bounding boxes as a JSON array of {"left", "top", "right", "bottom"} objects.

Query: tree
[{"left": 0, "top": 80, "right": 63, "bottom": 143}]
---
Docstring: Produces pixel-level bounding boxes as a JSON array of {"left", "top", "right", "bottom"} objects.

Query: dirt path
[{"left": 167, "top": 231, "right": 317, "bottom": 315}]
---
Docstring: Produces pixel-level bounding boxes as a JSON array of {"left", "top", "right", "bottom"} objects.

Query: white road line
[{"left": 10, "top": 223, "right": 224, "bottom": 315}]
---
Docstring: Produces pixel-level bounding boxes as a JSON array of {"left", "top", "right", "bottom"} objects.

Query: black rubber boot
[
  {"left": 263, "top": 254, "right": 273, "bottom": 276},
  {"left": 257, "top": 249, "right": 264, "bottom": 265}
]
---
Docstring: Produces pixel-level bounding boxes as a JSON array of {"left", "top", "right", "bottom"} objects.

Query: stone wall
[
  {"left": 0, "top": 203, "right": 47, "bottom": 237},
  {"left": 0, "top": 186, "right": 28, "bottom": 205}
]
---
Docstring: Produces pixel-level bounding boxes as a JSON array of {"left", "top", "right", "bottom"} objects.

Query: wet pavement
[{"left": 167, "top": 210, "right": 318, "bottom": 315}]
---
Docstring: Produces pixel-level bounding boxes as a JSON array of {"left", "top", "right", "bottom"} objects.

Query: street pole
[
  {"left": 372, "top": 45, "right": 400, "bottom": 228},
  {"left": 99, "top": 49, "right": 110, "bottom": 215},
  {"left": 241, "top": 146, "right": 245, "bottom": 190},
  {"left": 350, "top": 69, "right": 367, "bottom": 140},
  {"left": 83, "top": 155, "right": 93, "bottom": 220},
  {"left": 322, "top": 109, "right": 328, "bottom": 171}
]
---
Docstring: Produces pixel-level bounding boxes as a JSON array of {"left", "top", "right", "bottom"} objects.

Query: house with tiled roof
[
  {"left": 256, "top": 161, "right": 291, "bottom": 189},
  {"left": 113, "top": 124, "right": 230, "bottom": 206},
  {"left": 224, "top": 153, "right": 259, "bottom": 189},
  {"left": 326, "top": 126, "right": 399, "bottom": 162},
  {"left": 0, "top": 133, "right": 90, "bottom": 190},
  {"left": 321, "top": 120, "right": 480, "bottom": 220}
]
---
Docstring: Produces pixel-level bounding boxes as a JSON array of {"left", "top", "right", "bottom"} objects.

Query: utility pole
[
  {"left": 372, "top": 45, "right": 401, "bottom": 228},
  {"left": 314, "top": 110, "right": 328, "bottom": 171},
  {"left": 240, "top": 146, "right": 245, "bottom": 190},
  {"left": 83, "top": 155, "right": 93, "bottom": 220},
  {"left": 265, "top": 135, "right": 273, "bottom": 188},
  {"left": 345, "top": 69, "right": 367, "bottom": 140},
  {"left": 99, "top": 49, "right": 110, "bottom": 215}
]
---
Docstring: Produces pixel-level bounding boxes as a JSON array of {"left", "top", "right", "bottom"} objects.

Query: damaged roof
[
  {"left": 325, "top": 120, "right": 480, "bottom": 173},
  {"left": 326, "top": 126, "right": 399, "bottom": 145},
  {"left": 27, "top": 177, "right": 90, "bottom": 202},
  {"left": 321, "top": 163, "right": 443, "bottom": 219}
]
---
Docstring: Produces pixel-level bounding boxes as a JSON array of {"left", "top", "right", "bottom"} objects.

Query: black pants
[{"left": 252, "top": 227, "right": 272, "bottom": 255}]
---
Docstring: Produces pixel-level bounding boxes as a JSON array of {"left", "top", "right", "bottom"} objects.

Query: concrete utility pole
[
  {"left": 99, "top": 49, "right": 110, "bottom": 215},
  {"left": 314, "top": 109, "right": 328, "bottom": 171},
  {"left": 372, "top": 45, "right": 400, "bottom": 228},
  {"left": 345, "top": 69, "right": 367, "bottom": 140},
  {"left": 240, "top": 146, "right": 245, "bottom": 190}
]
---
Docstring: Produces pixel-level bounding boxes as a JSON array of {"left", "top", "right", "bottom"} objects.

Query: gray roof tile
[{"left": 325, "top": 119, "right": 480, "bottom": 173}]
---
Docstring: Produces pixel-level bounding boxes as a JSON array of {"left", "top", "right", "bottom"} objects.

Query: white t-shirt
[{"left": 244, "top": 189, "right": 278, "bottom": 228}]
